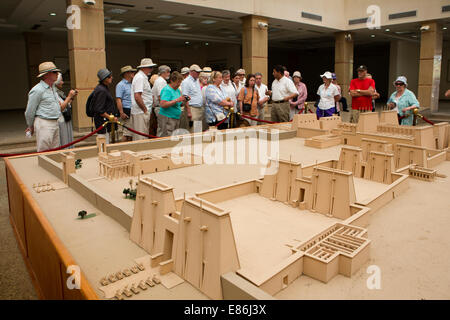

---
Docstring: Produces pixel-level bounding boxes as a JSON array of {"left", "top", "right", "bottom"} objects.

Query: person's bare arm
[
  {"left": 134, "top": 92, "right": 147, "bottom": 113},
  {"left": 334, "top": 94, "right": 341, "bottom": 102},
  {"left": 284, "top": 92, "right": 298, "bottom": 102},
  {"left": 116, "top": 98, "right": 129, "bottom": 120},
  {"left": 59, "top": 90, "right": 77, "bottom": 111},
  {"left": 160, "top": 96, "right": 186, "bottom": 108}
]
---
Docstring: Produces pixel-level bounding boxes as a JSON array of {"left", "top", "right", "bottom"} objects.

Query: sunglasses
[{"left": 394, "top": 82, "right": 404, "bottom": 86}]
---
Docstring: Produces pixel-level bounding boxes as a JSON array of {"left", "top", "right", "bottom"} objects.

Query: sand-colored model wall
[
  {"left": 379, "top": 110, "right": 399, "bottom": 125},
  {"left": 174, "top": 197, "right": 240, "bottom": 300},
  {"left": 338, "top": 146, "right": 363, "bottom": 177},
  {"left": 357, "top": 112, "right": 379, "bottom": 133},
  {"left": 361, "top": 138, "right": 392, "bottom": 161},
  {"left": 130, "top": 178, "right": 177, "bottom": 255},
  {"left": 365, "top": 151, "right": 395, "bottom": 184},
  {"left": 310, "top": 166, "right": 356, "bottom": 220}
]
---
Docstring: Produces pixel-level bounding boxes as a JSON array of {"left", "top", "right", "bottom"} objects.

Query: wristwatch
[{"left": 357, "top": 89, "right": 361, "bottom": 93}]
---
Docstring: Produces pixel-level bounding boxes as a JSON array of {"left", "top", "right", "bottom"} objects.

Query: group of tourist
[{"left": 24, "top": 58, "right": 423, "bottom": 152}]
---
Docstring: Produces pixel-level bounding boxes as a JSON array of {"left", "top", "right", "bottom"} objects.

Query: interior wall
[
  {"left": 0, "top": 32, "right": 29, "bottom": 110},
  {"left": 0, "top": 30, "right": 241, "bottom": 111},
  {"left": 388, "top": 39, "right": 420, "bottom": 98},
  {"left": 439, "top": 40, "right": 450, "bottom": 100},
  {"left": 354, "top": 42, "right": 391, "bottom": 101},
  {"left": 268, "top": 45, "right": 335, "bottom": 101}
]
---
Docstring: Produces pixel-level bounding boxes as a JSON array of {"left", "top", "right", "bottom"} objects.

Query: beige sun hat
[
  {"left": 137, "top": 58, "right": 157, "bottom": 69},
  {"left": 202, "top": 66, "right": 212, "bottom": 73},
  {"left": 189, "top": 64, "right": 202, "bottom": 72},
  {"left": 120, "top": 65, "right": 137, "bottom": 75},
  {"left": 37, "top": 61, "right": 61, "bottom": 78},
  {"left": 180, "top": 67, "right": 190, "bottom": 75}
]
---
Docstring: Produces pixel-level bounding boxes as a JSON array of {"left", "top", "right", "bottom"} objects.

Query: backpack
[{"left": 85, "top": 91, "right": 95, "bottom": 117}]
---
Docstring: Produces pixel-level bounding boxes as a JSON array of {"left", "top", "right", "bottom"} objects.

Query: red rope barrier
[
  {"left": 0, "top": 123, "right": 107, "bottom": 158},
  {"left": 121, "top": 124, "right": 159, "bottom": 139},
  {"left": 239, "top": 114, "right": 278, "bottom": 124},
  {"left": 420, "top": 115, "right": 434, "bottom": 126},
  {"left": 215, "top": 116, "right": 228, "bottom": 127}
]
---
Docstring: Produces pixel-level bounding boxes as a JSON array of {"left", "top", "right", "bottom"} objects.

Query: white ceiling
[{"left": 1, "top": 0, "right": 449, "bottom": 48}]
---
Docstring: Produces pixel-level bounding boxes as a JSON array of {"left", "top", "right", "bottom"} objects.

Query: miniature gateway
[{"left": 5, "top": 110, "right": 450, "bottom": 300}]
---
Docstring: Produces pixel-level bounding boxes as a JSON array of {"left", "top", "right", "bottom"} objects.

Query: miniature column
[
  {"left": 334, "top": 32, "right": 354, "bottom": 103},
  {"left": 418, "top": 21, "right": 443, "bottom": 113},
  {"left": 241, "top": 15, "right": 268, "bottom": 84},
  {"left": 67, "top": 0, "right": 106, "bottom": 131}
]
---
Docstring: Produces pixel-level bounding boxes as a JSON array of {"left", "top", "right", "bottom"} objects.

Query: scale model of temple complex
[{"left": 33, "top": 110, "right": 449, "bottom": 300}]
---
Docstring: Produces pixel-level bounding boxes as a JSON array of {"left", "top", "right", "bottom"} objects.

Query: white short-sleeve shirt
[
  {"left": 131, "top": 70, "right": 153, "bottom": 115},
  {"left": 271, "top": 76, "right": 298, "bottom": 101},
  {"left": 317, "top": 83, "right": 340, "bottom": 110},
  {"left": 152, "top": 76, "right": 168, "bottom": 106},
  {"left": 255, "top": 83, "right": 269, "bottom": 104}
]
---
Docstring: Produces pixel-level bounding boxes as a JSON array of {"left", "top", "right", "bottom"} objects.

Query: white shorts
[
  {"left": 131, "top": 112, "right": 150, "bottom": 141},
  {"left": 34, "top": 117, "right": 60, "bottom": 152}
]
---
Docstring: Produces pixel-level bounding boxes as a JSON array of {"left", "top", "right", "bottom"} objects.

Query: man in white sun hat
[
  {"left": 180, "top": 67, "right": 190, "bottom": 79},
  {"left": 131, "top": 58, "right": 157, "bottom": 140},
  {"left": 181, "top": 64, "right": 203, "bottom": 132},
  {"left": 25, "top": 61, "right": 77, "bottom": 152}
]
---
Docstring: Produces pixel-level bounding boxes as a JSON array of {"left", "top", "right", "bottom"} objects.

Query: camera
[
  {"left": 83, "top": 0, "right": 96, "bottom": 5},
  {"left": 183, "top": 95, "right": 191, "bottom": 101},
  {"left": 257, "top": 22, "right": 268, "bottom": 29}
]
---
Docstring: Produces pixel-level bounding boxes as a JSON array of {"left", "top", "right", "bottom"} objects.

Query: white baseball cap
[
  {"left": 320, "top": 71, "right": 333, "bottom": 79},
  {"left": 293, "top": 71, "right": 302, "bottom": 78}
]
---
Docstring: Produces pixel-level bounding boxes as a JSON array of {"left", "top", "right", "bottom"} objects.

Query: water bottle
[{"left": 26, "top": 130, "right": 32, "bottom": 138}]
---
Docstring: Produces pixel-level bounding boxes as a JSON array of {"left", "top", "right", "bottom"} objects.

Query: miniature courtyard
[{"left": 5, "top": 111, "right": 450, "bottom": 300}]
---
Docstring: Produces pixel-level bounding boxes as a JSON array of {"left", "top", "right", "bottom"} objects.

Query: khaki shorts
[
  {"left": 190, "top": 106, "right": 206, "bottom": 132},
  {"left": 157, "top": 114, "right": 180, "bottom": 137},
  {"left": 271, "top": 102, "right": 290, "bottom": 123},
  {"left": 131, "top": 112, "right": 150, "bottom": 141}
]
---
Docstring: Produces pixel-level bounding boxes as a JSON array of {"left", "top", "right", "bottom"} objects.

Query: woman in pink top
[{"left": 289, "top": 71, "right": 308, "bottom": 120}]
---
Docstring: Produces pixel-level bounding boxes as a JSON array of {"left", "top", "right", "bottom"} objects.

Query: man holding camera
[{"left": 158, "top": 72, "right": 187, "bottom": 137}]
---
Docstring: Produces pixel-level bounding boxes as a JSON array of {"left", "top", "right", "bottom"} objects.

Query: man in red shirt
[{"left": 349, "top": 65, "right": 375, "bottom": 123}]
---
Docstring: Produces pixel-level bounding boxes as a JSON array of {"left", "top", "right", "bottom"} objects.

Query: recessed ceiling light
[
  {"left": 370, "top": 34, "right": 375, "bottom": 37},
  {"left": 49, "top": 13, "right": 56, "bottom": 16},
  {"left": 201, "top": 20, "right": 216, "bottom": 24},
  {"left": 170, "top": 23, "right": 187, "bottom": 27},
  {"left": 106, "top": 20, "right": 124, "bottom": 24},
  {"left": 443, "top": 27, "right": 448, "bottom": 30},
  {"left": 185, "top": 41, "right": 190, "bottom": 44},
  {"left": 158, "top": 15, "right": 174, "bottom": 19},
  {"left": 385, "top": 28, "right": 390, "bottom": 32},
  {"left": 109, "top": 8, "right": 127, "bottom": 14},
  {"left": 205, "top": 42, "right": 209, "bottom": 46},
  {"left": 175, "top": 27, "right": 191, "bottom": 30},
  {"left": 122, "top": 27, "right": 139, "bottom": 33}
]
